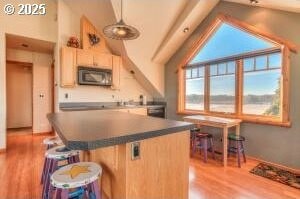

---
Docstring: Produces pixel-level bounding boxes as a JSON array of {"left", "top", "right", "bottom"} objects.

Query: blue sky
[{"left": 186, "top": 23, "right": 281, "bottom": 96}]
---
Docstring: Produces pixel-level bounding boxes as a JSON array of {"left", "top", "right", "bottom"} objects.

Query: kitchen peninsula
[{"left": 48, "top": 110, "right": 194, "bottom": 199}]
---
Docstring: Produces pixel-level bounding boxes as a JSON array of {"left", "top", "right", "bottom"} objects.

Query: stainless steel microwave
[{"left": 78, "top": 66, "right": 112, "bottom": 86}]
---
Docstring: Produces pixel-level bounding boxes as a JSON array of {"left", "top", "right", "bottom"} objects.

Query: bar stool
[
  {"left": 190, "top": 128, "right": 200, "bottom": 150},
  {"left": 42, "top": 145, "right": 80, "bottom": 199},
  {"left": 228, "top": 133, "right": 246, "bottom": 168},
  {"left": 192, "top": 132, "right": 215, "bottom": 163},
  {"left": 50, "top": 162, "right": 102, "bottom": 199},
  {"left": 43, "top": 136, "right": 63, "bottom": 149},
  {"left": 41, "top": 137, "right": 63, "bottom": 185}
]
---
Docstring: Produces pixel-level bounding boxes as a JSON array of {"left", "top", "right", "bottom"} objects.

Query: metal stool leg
[
  {"left": 209, "top": 137, "right": 215, "bottom": 160},
  {"left": 240, "top": 141, "right": 246, "bottom": 163},
  {"left": 237, "top": 141, "right": 241, "bottom": 168},
  {"left": 41, "top": 157, "right": 48, "bottom": 184},
  {"left": 202, "top": 138, "right": 208, "bottom": 163},
  {"left": 91, "top": 180, "right": 101, "bottom": 199},
  {"left": 60, "top": 189, "right": 69, "bottom": 199}
]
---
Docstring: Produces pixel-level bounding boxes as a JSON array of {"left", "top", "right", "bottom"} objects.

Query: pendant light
[{"left": 103, "top": 0, "right": 140, "bottom": 40}]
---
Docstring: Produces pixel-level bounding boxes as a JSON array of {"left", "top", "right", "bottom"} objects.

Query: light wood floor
[{"left": 0, "top": 132, "right": 299, "bottom": 199}]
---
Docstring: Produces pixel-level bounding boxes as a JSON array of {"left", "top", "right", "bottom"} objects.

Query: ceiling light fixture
[
  {"left": 250, "top": 0, "right": 259, "bottom": 4},
  {"left": 103, "top": 0, "right": 140, "bottom": 40},
  {"left": 183, "top": 27, "right": 189, "bottom": 33}
]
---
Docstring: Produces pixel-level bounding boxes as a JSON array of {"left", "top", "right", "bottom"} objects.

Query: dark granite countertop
[{"left": 47, "top": 110, "right": 194, "bottom": 150}]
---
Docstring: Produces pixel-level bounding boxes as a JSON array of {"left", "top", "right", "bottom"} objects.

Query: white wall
[
  {"left": 0, "top": 0, "right": 57, "bottom": 148},
  {"left": 57, "top": 0, "right": 152, "bottom": 104},
  {"left": 6, "top": 49, "right": 53, "bottom": 134}
]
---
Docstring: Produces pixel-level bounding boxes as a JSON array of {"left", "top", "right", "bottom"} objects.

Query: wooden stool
[
  {"left": 43, "top": 136, "right": 63, "bottom": 150},
  {"left": 42, "top": 145, "right": 80, "bottom": 199},
  {"left": 50, "top": 162, "right": 102, "bottom": 199},
  {"left": 192, "top": 132, "right": 215, "bottom": 162},
  {"left": 228, "top": 134, "right": 246, "bottom": 168}
]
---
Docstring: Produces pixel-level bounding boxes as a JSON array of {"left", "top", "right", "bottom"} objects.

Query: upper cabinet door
[
  {"left": 76, "top": 49, "right": 93, "bottom": 66},
  {"left": 93, "top": 53, "right": 112, "bottom": 69},
  {"left": 112, "top": 55, "right": 121, "bottom": 90},
  {"left": 61, "top": 47, "right": 76, "bottom": 87}
]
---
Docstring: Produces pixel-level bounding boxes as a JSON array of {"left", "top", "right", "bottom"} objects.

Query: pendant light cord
[{"left": 121, "top": 0, "right": 123, "bottom": 20}]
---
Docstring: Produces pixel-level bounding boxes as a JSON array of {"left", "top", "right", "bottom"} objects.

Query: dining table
[{"left": 183, "top": 115, "right": 242, "bottom": 167}]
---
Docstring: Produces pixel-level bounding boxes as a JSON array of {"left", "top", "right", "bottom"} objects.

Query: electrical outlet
[{"left": 131, "top": 142, "right": 140, "bottom": 160}]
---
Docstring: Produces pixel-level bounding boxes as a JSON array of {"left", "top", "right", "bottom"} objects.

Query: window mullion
[
  {"left": 236, "top": 60, "right": 243, "bottom": 116},
  {"left": 204, "top": 65, "right": 210, "bottom": 113}
]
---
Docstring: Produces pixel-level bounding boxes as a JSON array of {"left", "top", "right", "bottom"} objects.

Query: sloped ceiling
[{"left": 224, "top": 0, "right": 300, "bottom": 13}]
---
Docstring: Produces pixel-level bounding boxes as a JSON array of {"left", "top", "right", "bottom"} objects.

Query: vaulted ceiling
[{"left": 63, "top": 0, "right": 300, "bottom": 98}]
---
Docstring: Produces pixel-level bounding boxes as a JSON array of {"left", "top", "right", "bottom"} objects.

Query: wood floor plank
[{"left": 0, "top": 131, "right": 299, "bottom": 199}]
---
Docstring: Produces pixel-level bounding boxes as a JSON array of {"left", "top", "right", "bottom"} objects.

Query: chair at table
[
  {"left": 228, "top": 133, "right": 246, "bottom": 168},
  {"left": 191, "top": 128, "right": 215, "bottom": 163}
]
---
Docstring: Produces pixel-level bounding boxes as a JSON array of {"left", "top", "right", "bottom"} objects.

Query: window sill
[{"left": 177, "top": 111, "right": 291, "bottom": 128}]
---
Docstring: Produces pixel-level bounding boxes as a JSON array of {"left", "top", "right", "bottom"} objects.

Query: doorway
[
  {"left": 6, "top": 61, "right": 33, "bottom": 133},
  {"left": 5, "top": 34, "right": 55, "bottom": 137}
]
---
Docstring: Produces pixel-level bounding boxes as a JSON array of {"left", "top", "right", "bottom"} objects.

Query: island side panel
[
  {"left": 125, "top": 130, "right": 190, "bottom": 199},
  {"left": 81, "top": 145, "right": 127, "bottom": 199}
]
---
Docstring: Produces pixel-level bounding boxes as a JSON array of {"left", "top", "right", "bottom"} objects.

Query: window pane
[
  {"left": 269, "top": 53, "right": 282, "bottom": 69},
  {"left": 218, "top": 63, "right": 226, "bottom": 75},
  {"left": 256, "top": 56, "right": 267, "bottom": 70},
  {"left": 210, "top": 74, "right": 236, "bottom": 113},
  {"left": 191, "top": 68, "right": 198, "bottom": 78},
  {"left": 198, "top": 66, "right": 205, "bottom": 77},
  {"left": 243, "top": 69, "right": 281, "bottom": 116},
  {"left": 228, "top": 62, "right": 236, "bottom": 74},
  {"left": 185, "top": 78, "right": 204, "bottom": 110},
  {"left": 210, "top": 65, "right": 218, "bottom": 76},
  {"left": 185, "top": 69, "right": 191, "bottom": 79},
  {"left": 244, "top": 58, "right": 254, "bottom": 72}
]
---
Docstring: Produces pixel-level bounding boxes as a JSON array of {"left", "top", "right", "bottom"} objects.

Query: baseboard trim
[
  {"left": 33, "top": 131, "right": 54, "bottom": 136},
  {"left": 247, "top": 156, "right": 300, "bottom": 174}
]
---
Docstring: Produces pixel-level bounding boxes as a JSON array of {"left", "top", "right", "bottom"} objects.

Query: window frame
[{"left": 177, "top": 14, "right": 296, "bottom": 127}]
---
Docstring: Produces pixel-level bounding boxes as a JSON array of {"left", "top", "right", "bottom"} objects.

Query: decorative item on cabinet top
[
  {"left": 88, "top": 33, "right": 100, "bottom": 46},
  {"left": 67, "top": 36, "right": 80, "bottom": 48}
]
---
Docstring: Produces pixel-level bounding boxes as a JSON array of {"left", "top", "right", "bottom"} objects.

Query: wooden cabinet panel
[
  {"left": 116, "top": 108, "right": 147, "bottom": 116},
  {"left": 112, "top": 55, "right": 121, "bottom": 90},
  {"left": 93, "top": 53, "right": 112, "bottom": 69},
  {"left": 61, "top": 47, "right": 76, "bottom": 87},
  {"left": 76, "top": 49, "right": 93, "bottom": 66},
  {"left": 128, "top": 108, "right": 147, "bottom": 115}
]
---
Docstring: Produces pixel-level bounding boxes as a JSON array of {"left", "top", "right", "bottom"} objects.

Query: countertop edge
[{"left": 47, "top": 113, "right": 194, "bottom": 150}]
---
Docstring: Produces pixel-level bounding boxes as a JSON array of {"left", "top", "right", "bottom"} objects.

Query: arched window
[{"left": 177, "top": 14, "right": 297, "bottom": 126}]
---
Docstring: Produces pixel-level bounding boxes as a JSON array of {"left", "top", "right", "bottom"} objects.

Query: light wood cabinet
[
  {"left": 112, "top": 55, "right": 121, "bottom": 90},
  {"left": 116, "top": 108, "right": 147, "bottom": 116},
  {"left": 76, "top": 49, "right": 93, "bottom": 66},
  {"left": 77, "top": 49, "right": 113, "bottom": 69},
  {"left": 61, "top": 47, "right": 76, "bottom": 87},
  {"left": 61, "top": 47, "right": 118, "bottom": 88},
  {"left": 93, "top": 53, "right": 112, "bottom": 69}
]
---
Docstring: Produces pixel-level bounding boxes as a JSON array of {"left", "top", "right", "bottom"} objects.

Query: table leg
[
  {"left": 236, "top": 123, "right": 241, "bottom": 136},
  {"left": 223, "top": 127, "right": 228, "bottom": 167}
]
